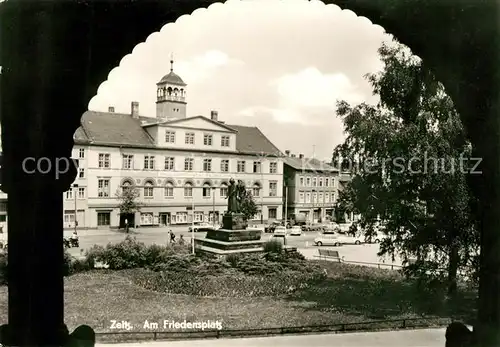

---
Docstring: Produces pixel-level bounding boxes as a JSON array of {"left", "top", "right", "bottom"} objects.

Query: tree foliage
[
  {"left": 237, "top": 183, "right": 258, "bottom": 221},
  {"left": 333, "top": 41, "right": 479, "bottom": 294},
  {"left": 116, "top": 186, "right": 142, "bottom": 214}
]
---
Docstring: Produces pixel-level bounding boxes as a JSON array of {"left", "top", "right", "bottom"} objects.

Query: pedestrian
[
  {"left": 125, "top": 218, "right": 129, "bottom": 233},
  {"left": 169, "top": 229, "right": 176, "bottom": 244},
  {"left": 179, "top": 234, "right": 185, "bottom": 245}
]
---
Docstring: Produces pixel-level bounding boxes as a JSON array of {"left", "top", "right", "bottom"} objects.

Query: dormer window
[
  {"left": 165, "top": 131, "right": 176, "bottom": 143},
  {"left": 221, "top": 135, "right": 230, "bottom": 147},
  {"left": 185, "top": 132, "right": 195, "bottom": 145},
  {"left": 203, "top": 134, "right": 213, "bottom": 146}
]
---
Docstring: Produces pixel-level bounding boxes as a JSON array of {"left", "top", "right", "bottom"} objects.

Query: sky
[{"left": 88, "top": 0, "right": 394, "bottom": 161}]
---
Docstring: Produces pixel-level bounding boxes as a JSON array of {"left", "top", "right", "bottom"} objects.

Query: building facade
[
  {"left": 62, "top": 62, "right": 284, "bottom": 229},
  {"left": 283, "top": 152, "right": 340, "bottom": 224}
]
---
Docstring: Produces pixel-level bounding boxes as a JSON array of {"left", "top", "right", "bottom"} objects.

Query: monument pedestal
[{"left": 195, "top": 213, "right": 266, "bottom": 258}]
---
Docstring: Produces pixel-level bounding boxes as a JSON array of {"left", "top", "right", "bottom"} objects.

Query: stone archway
[{"left": 0, "top": 1, "right": 498, "bottom": 346}]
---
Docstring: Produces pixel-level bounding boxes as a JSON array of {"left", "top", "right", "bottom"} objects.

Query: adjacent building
[
  {"left": 282, "top": 151, "right": 340, "bottom": 224},
  {"left": 62, "top": 60, "right": 284, "bottom": 228}
]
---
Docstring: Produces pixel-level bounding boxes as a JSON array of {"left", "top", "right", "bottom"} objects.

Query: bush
[
  {"left": 127, "top": 267, "right": 327, "bottom": 297},
  {"left": 83, "top": 237, "right": 193, "bottom": 271},
  {"left": 263, "top": 240, "right": 283, "bottom": 253}
]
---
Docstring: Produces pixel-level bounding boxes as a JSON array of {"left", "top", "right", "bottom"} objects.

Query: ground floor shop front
[{"left": 69, "top": 202, "right": 283, "bottom": 229}]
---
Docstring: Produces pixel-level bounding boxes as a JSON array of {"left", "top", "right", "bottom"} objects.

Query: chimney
[
  {"left": 108, "top": 106, "right": 115, "bottom": 113},
  {"left": 299, "top": 154, "right": 304, "bottom": 159},
  {"left": 291, "top": 154, "right": 296, "bottom": 158},
  {"left": 131, "top": 101, "right": 139, "bottom": 119},
  {"left": 285, "top": 150, "right": 290, "bottom": 156},
  {"left": 210, "top": 110, "right": 218, "bottom": 121}
]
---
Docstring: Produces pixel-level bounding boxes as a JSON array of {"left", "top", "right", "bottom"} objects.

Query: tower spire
[{"left": 170, "top": 52, "right": 174, "bottom": 72}]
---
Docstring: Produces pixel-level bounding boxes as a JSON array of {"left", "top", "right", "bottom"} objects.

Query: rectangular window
[
  {"left": 252, "top": 187, "right": 260, "bottom": 197},
  {"left": 221, "top": 135, "right": 230, "bottom": 147},
  {"left": 253, "top": 161, "right": 261, "bottom": 173},
  {"left": 98, "top": 153, "right": 110, "bottom": 168},
  {"left": 144, "top": 155, "right": 155, "bottom": 170},
  {"left": 165, "top": 131, "right": 176, "bottom": 143},
  {"left": 164, "top": 186, "right": 174, "bottom": 197},
  {"left": 78, "top": 148, "right": 85, "bottom": 159},
  {"left": 65, "top": 188, "right": 73, "bottom": 200},
  {"left": 122, "top": 154, "right": 133, "bottom": 169},
  {"left": 194, "top": 212, "right": 204, "bottom": 222},
  {"left": 220, "top": 159, "right": 229, "bottom": 172},
  {"left": 203, "top": 159, "right": 212, "bottom": 172},
  {"left": 140, "top": 213, "right": 154, "bottom": 225},
  {"left": 176, "top": 212, "right": 188, "bottom": 223},
  {"left": 78, "top": 168, "right": 85, "bottom": 178},
  {"left": 144, "top": 184, "right": 154, "bottom": 198},
  {"left": 312, "top": 177, "right": 317, "bottom": 186},
  {"left": 306, "top": 193, "right": 311, "bottom": 203},
  {"left": 331, "top": 193, "right": 335, "bottom": 203},
  {"left": 220, "top": 186, "right": 228, "bottom": 197},
  {"left": 97, "top": 179, "right": 110, "bottom": 197},
  {"left": 184, "top": 186, "right": 193, "bottom": 197},
  {"left": 237, "top": 161, "right": 246, "bottom": 173},
  {"left": 299, "top": 192, "right": 305, "bottom": 202},
  {"left": 202, "top": 187, "right": 211, "bottom": 198},
  {"left": 306, "top": 177, "right": 311, "bottom": 186},
  {"left": 319, "top": 193, "right": 323, "bottom": 202},
  {"left": 185, "top": 132, "right": 195, "bottom": 144},
  {"left": 313, "top": 192, "right": 317, "bottom": 202},
  {"left": 78, "top": 187, "right": 85, "bottom": 199},
  {"left": 184, "top": 158, "right": 194, "bottom": 171},
  {"left": 97, "top": 212, "right": 110, "bottom": 226},
  {"left": 203, "top": 134, "right": 213, "bottom": 146},
  {"left": 299, "top": 176, "right": 304, "bottom": 186},
  {"left": 325, "top": 193, "right": 330, "bottom": 203},
  {"left": 325, "top": 178, "right": 329, "bottom": 187},
  {"left": 268, "top": 208, "right": 277, "bottom": 219},
  {"left": 319, "top": 178, "right": 323, "bottom": 187},
  {"left": 164, "top": 157, "right": 175, "bottom": 170},
  {"left": 269, "top": 181, "right": 277, "bottom": 197},
  {"left": 269, "top": 162, "right": 278, "bottom": 174}
]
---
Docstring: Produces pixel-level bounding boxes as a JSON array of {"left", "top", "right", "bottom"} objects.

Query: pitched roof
[
  {"left": 75, "top": 111, "right": 156, "bottom": 148},
  {"left": 144, "top": 115, "right": 237, "bottom": 133},
  {"left": 283, "top": 156, "right": 338, "bottom": 172},
  {"left": 158, "top": 71, "right": 186, "bottom": 86},
  {"left": 74, "top": 111, "right": 281, "bottom": 156},
  {"left": 225, "top": 124, "right": 282, "bottom": 156}
]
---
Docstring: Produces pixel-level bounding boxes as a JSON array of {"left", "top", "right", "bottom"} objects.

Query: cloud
[
  {"left": 272, "top": 67, "right": 363, "bottom": 108},
  {"left": 239, "top": 67, "right": 364, "bottom": 125},
  {"left": 174, "top": 50, "right": 244, "bottom": 84}
]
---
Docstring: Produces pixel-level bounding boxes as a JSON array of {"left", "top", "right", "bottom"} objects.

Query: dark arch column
[{"left": 0, "top": 0, "right": 498, "bottom": 346}]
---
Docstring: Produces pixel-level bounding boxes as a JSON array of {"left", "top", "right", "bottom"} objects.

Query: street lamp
[
  {"left": 73, "top": 183, "right": 78, "bottom": 234},
  {"left": 311, "top": 189, "right": 316, "bottom": 224},
  {"left": 191, "top": 189, "right": 195, "bottom": 254},
  {"left": 260, "top": 157, "right": 264, "bottom": 225},
  {"left": 212, "top": 186, "right": 216, "bottom": 227}
]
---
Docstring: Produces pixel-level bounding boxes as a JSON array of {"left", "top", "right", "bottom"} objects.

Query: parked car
[
  {"left": 314, "top": 233, "right": 341, "bottom": 247},
  {"left": 188, "top": 222, "right": 215, "bottom": 233},
  {"left": 289, "top": 226, "right": 302, "bottom": 236},
  {"left": 272, "top": 225, "right": 287, "bottom": 237},
  {"left": 302, "top": 223, "right": 325, "bottom": 232},
  {"left": 335, "top": 233, "right": 363, "bottom": 245}
]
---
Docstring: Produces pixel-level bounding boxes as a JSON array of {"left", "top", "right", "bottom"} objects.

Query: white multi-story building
[{"left": 62, "top": 60, "right": 284, "bottom": 229}]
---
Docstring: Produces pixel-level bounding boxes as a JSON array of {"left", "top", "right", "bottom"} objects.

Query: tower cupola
[{"left": 156, "top": 53, "right": 187, "bottom": 120}]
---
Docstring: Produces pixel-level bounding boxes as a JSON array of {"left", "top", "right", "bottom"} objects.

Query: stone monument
[{"left": 194, "top": 178, "right": 265, "bottom": 257}]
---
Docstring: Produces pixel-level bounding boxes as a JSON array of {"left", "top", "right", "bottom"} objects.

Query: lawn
[{"left": 0, "top": 261, "right": 475, "bottom": 341}]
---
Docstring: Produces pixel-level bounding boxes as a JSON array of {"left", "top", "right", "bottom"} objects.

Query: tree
[
  {"left": 333, "top": 41, "right": 478, "bottom": 296},
  {"left": 116, "top": 185, "right": 141, "bottom": 228},
  {"left": 236, "top": 182, "right": 258, "bottom": 221}
]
